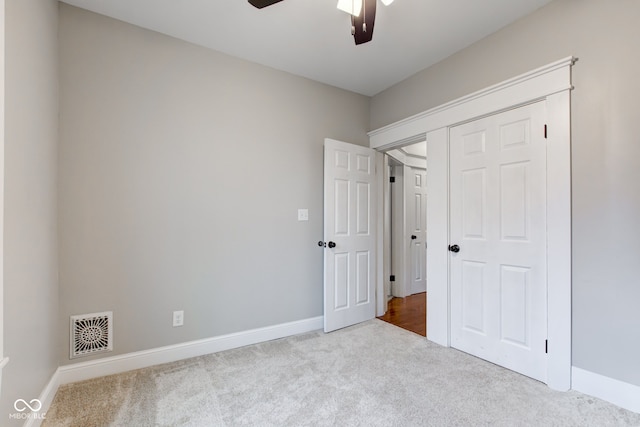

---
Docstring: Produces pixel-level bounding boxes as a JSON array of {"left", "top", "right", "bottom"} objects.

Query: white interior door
[
  {"left": 323, "top": 138, "right": 377, "bottom": 333},
  {"left": 449, "top": 102, "right": 548, "bottom": 382},
  {"left": 406, "top": 167, "right": 427, "bottom": 295}
]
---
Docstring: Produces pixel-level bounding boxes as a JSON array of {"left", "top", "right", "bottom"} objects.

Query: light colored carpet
[{"left": 43, "top": 319, "right": 640, "bottom": 426}]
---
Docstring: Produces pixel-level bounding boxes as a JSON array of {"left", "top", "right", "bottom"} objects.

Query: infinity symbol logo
[{"left": 14, "top": 399, "right": 42, "bottom": 412}]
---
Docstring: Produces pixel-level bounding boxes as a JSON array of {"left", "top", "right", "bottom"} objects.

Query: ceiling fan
[{"left": 248, "top": 0, "right": 394, "bottom": 45}]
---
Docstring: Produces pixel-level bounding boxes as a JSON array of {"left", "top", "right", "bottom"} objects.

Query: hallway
[{"left": 377, "top": 292, "right": 426, "bottom": 336}]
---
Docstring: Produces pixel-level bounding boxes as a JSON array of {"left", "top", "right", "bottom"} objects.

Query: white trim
[
  {"left": 424, "top": 128, "right": 449, "bottom": 347},
  {"left": 375, "top": 151, "right": 386, "bottom": 316},
  {"left": 545, "top": 89, "right": 572, "bottom": 390},
  {"left": 370, "top": 57, "right": 575, "bottom": 391},
  {"left": 380, "top": 154, "right": 392, "bottom": 313},
  {"left": 58, "top": 316, "right": 323, "bottom": 385},
  {"left": 369, "top": 56, "right": 574, "bottom": 149},
  {"left": 0, "top": 357, "right": 8, "bottom": 397},
  {"left": 24, "top": 368, "right": 61, "bottom": 427},
  {"left": 572, "top": 367, "right": 640, "bottom": 414}
]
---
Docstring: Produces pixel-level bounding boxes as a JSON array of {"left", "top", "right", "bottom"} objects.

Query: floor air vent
[{"left": 70, "top": 311, "right": 113, "bottom": 359}]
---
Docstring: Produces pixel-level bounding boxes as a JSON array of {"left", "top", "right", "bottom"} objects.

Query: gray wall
[
  {"left": 1, "top": 0, "right": 59, "bottom": 422},
  {"left": 58, "top": 5, "right": 370, "bottom": 364},
  {"left": 7, "top": 0, "right": 637, "bottom": 406},
  {"left": 371, "top": 0, "right": 640, "bottom": 386}
]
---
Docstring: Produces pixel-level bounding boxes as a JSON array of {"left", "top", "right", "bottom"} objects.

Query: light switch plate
[{"left": 298, "top": 209, "right": 309, "bottom": 221}]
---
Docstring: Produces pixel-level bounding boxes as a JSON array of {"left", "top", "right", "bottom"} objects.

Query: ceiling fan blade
[
  {"left": 248, "top": 0, "right": 284, "bottom": 8},
  {"left": 352, "top": 0, "right": 376, "bottom": 45}
]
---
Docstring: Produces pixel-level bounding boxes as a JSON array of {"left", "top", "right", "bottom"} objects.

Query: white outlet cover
[
  {"left": 298, "top": 209, "right": 309, "bottom": 221},
  {"left": 173, "top": 310, "right": 184, "bottom": 327}
]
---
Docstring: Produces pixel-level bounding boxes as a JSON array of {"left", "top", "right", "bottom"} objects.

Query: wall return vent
[{"left": 70, "top": 311, "right": 113, "bottom": 359}]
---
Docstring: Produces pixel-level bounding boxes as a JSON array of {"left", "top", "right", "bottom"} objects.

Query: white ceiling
[
  {"left": 59, "top": 0, "right": 552, "bottom": 96},
  {"left": 387, "top": 140, "right": 426, "bottom": 166},
  {"left": 401, "top": 141, "right": 427, "bottom": 158}
]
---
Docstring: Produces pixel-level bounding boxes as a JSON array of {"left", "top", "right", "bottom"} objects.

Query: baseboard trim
[
  {"left": 24, "top": 367, "right": 60, "bottom": 427},
  {"left": 58, "top": 316, "right": 323, "bottom": 386},
  {"left": 572, "top": 366, "right": 640, "bottom": 414},
  {"left": 0, "top": 356, "right": 9, "bottom": 395}
]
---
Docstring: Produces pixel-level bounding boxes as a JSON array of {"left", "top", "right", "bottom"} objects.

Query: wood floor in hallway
[{"left": 377, "top": 292, "right": 426, "bottom": 337}]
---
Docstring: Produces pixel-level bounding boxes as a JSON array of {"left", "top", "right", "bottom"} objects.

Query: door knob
[
  {"left": 411, "top": 235, "right": 417, "bottom": 240},
  {"left": 317, "top": 241, "right": 326, "bottom": 247},
  {"left": 328, "top": 241, "right": 336, "bottom": 248},
  {"left": 448, "top": 244, "right": 460, "bottom": 253}
]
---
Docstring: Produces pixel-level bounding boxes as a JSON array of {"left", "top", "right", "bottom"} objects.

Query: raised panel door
[
  {"left": 450, "top": 102, "right": 547, "bottom": 382},
  {"left": 324, "top": 139, "right": 377, "bottom": 332}
]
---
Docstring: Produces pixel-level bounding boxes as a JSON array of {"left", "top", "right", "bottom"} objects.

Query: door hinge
[
  {"left": 545, "top": 339, "right": 548, "bottom": 354},
  {"left": 390, "top": 176, "right": 396, "bottom": 183},
  {"left": 544, "top": 124, "right": 548, "bottom": 139},
  {"left": 390, "top": 275, "right": 396, "bottom": 282}
]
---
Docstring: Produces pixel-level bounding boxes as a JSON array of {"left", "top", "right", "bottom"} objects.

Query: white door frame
[{"left": 369, "top": 57, "right": 575, "bottom": 391}]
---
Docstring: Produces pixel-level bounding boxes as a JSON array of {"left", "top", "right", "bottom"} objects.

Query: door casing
[{"left": 370, "top": 57, "right": 575, "bottom": 391}]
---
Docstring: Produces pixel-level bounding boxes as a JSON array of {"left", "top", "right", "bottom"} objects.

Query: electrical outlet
[
  {"left": 172, "top": 310, "right": 184, "bottom": 327},
  {"left": 298, "top": 209, "right": 309, "bottom": 221}
]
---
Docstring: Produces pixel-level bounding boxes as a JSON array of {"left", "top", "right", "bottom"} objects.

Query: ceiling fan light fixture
[{"left": 337, "top": 0, "right": 363, "bottom": 17}]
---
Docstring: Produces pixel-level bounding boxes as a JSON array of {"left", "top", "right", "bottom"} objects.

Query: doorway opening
[
  {"left": 378, "top": 141, "right": 427, "bottom": 336},
  {"left": 378, "top": 292, "right": 426, "bottom": 336}
]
